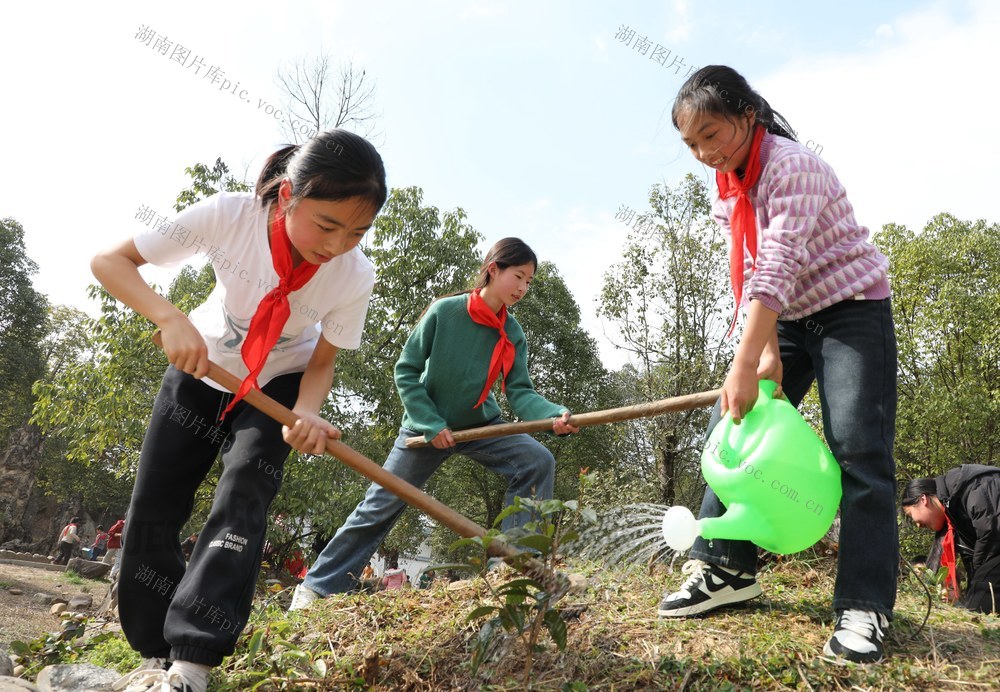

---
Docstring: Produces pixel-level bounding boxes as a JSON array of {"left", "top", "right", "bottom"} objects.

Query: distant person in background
[
  {"left": 55, "top": 516, "right": 82, "bottom": 565},
  {"left": 381, "top": 560, "right": 407, "bottom": 591},
  {"left": 902, "top": 465, "right": 1000, "bottom": 614},
  {"left": 180, "top": 533, "right": 198, "bottom": 561},
  {"left": 90, "top": 525, "right": 110, "bottom": 561},
  {"left": 103, "top": 517, "right": 125, "bottom": 579}
]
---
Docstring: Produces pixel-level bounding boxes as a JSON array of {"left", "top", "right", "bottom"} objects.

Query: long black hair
[
  {"left": 255, "top": 129, "right": 387, "bottom": 214},
  {"left": 901, "top": 478, "right": 939, "bottom": 507},
  {"left": 672, "top": 65, "right": 797, "bottom": 142}
]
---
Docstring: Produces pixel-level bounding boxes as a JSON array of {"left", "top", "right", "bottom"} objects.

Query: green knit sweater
[{"left": 395, "top": 294, "right": 567, "bottom": 441}]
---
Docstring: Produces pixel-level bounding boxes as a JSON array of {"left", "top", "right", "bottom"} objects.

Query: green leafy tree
[
  {"left": 598, "top": 174, "right": 732, "bottom": 506},
  {"left": 173, "top": 158, "right": 251, "bottom": 212},
  {"left": 29, "top": 306, "right": 135, "bottom": 525},
  {"left": 0, "top": 218, "right": 50, "bottom": 540},
  {"left": 875, "top": 215, "right": 1000, "bottom": 480},
  {"left": 0, "top": 218, "right": 48, "bottom": 448}
]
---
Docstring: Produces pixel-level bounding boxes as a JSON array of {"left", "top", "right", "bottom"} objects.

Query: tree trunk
[
  {"left": 0, "top": 421, "right": 45, "bottom": 544},
  {"left": 657, "top": 430, "right": 679, "bottom": 505}
]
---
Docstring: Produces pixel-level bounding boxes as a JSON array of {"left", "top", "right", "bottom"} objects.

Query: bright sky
[{"left": 2, "top": 0, "right": 997, "bottom": 369}]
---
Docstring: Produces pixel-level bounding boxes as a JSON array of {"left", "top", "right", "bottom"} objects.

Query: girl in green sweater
[{"left": 291, "top": 237, "right": 577, "bottom": 608}]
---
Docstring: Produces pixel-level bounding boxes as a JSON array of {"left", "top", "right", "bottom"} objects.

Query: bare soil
[{"left": 0, "top": 562, "right": 112, "bottom": 654}]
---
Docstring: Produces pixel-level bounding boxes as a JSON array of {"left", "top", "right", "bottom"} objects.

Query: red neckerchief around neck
[
  {"left": 220, "top": 209, "right": 320, "bottom": 419},
  {"left": 716, "top": 124, "right": 766, "bottom": 337},
  {"left": 466, "top": 288, "right": 516, "bottom": 409},
  {"left": 940, "top": 514, "right": 962, "bottom": 603}
]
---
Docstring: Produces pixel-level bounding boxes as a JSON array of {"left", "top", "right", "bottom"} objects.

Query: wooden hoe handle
[
  {"left": 404, "top": 389, "right": 722, "bottom": 448},
  {"left": 151, "top": 331, "right": 519, "bottom": 560}
]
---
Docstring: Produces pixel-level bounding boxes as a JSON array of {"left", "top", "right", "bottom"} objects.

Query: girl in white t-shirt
[{"left": 92, "top": 129, "right": 386, "bottom": 692}]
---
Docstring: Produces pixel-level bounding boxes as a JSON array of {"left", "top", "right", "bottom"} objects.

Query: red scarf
[
  {"left": 716, "top": 124, "right": 766, "bottom": 337},
  {"left": 940, "top": 515, "right": 962, "bottom": 603},
  {"left": 221, "top": 210, "right": 319, "bottom": 419},
  {"left": 467, "top": 288, "right": 516, "bottom": 409}
]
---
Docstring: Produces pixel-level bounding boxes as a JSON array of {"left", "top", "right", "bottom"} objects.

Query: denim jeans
[
  {"left": 689, "top": 298, "right": 899, "bottom": 617},
  {"left": 304, "top": 423, "right": 556, "bottom": 596}
]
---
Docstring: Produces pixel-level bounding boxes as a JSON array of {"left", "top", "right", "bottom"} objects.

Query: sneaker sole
[
  {"left": 822, "top": 640, "right": 883, "bottom": 664},
  {"left": 657, "top": 582, "right": 763, "bottom": 618}
]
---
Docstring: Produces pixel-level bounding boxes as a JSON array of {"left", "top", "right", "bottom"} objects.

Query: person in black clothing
[
  {"left": 901, "top": 464, "right": 1000, "bottom": 614},
  {"left": 180, "top": 534, "right": 198, "bottom": 562}
]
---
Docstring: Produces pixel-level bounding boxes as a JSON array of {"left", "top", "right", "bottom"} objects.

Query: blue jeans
[
  {"left": 304, "top": 424, "right": 556, "bottom": 595},
  {"left": 689, "top": 298, "right": 899, "bottom": 617}
]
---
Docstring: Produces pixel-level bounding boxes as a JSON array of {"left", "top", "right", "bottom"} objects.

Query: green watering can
[{"left": 662, "top": 380, "right": 842, "bottom": 554}]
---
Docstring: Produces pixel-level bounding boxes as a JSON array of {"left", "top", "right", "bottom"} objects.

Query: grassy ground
[{"left": 8, "top": 554, "right": 1000, "bottom": 690}]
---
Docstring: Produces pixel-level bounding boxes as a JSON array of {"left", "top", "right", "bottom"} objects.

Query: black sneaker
[
  {"left": 657, "top": 559, "right": 762, "bottom": 617},
  {"left": 823, "top": 609, "right": 888, "bottom": 663}
]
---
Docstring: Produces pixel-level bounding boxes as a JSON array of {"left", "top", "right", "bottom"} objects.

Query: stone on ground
[
  {"left": 0, "top": 675, "right": 41, "bottom": 691},
  {"left": 65, "top": 559, "right": 111, "bottom": 581},
  {"left": 67, "top": 595, "right": 92, "bottom": 610},
  {"left": 35, "top": 663, "right": 119, "bottom": 691}
]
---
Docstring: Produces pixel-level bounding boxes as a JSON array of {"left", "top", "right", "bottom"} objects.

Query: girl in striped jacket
[{"left": 657, "top": 65, "right": 898, "bottom": 665}]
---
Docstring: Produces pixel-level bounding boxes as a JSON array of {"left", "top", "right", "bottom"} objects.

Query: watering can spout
[{"left": 696, "top": 506, "right": 763, "bottom": 545}]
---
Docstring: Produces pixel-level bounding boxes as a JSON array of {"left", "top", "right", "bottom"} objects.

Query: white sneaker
[
  {"left": 657, "top": 559, "right": 761, "bottom": 617},
  {"left": 111, "top": 658, "right": 169, "bottom": 691},
  {"left": 165, "top": 661, "right": 210, "bottom": 692},
  {"left": 823, "top": 609, "right": 888, "bottom": 663},
  {"left": 289, "top": 583, "right": 323, "bottom": 611}
]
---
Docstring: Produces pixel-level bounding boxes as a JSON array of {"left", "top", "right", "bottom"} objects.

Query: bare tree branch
[{"left": 275, "top": 54, "right": 380, "bottom": 143}]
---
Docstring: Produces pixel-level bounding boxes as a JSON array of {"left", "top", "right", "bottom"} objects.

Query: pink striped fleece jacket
[{"left": 711, "top": 132, "right": 891, "bottom": 321}]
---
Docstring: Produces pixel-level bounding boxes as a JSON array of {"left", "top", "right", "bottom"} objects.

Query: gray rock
[
  {"left": 0, "top": 675, "right": 40, "bottom": 691},
  {"left": 67, "top": 595, "right": 92, "bottom": 610},
  {"left": 32, "top": 593, "right": 55, "bottom": 605},
  {"left": 567, "top": 573, "right": 590, "bottom": 594},
  {"left": 35, "top": 663, "right": 119, "bottom": 691},
  {"left": 0, "top": 654, "right": 13, "bottom": 676},
  {"left": 65, "top": 558, "right": 111, "bottom": 581}
]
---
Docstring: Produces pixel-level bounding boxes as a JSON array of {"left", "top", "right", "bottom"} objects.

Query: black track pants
[{"left": 118, "top": 365, "right": 302, "bottom": 666}]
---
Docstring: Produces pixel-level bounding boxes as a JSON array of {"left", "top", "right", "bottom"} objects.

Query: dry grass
[
  {"left": 5, "top": 554, "right": 999, "bottom": 689},
  {"left": 213, "top": 554, "right": 1000, "bottom": 690}
]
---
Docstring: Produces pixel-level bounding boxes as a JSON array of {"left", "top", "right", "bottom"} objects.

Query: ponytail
[
  {"left": 255, "top": 145, "right": 300, "bottom": 206},
  {"left": 672, "top": 65, "right": 798, "bottom": 142}
]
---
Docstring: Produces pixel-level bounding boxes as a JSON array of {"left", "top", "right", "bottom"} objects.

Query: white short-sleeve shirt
[{"left": 133, "top": 192, "right": 374, "bottom": 392}]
